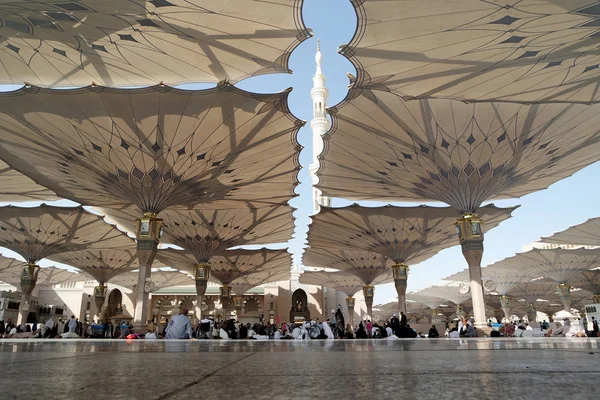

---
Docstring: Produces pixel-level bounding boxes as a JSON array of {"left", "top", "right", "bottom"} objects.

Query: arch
[
  {"left": 292, "top": 289, "right": 308, "bottom": 312},
  {"left": 106, "top": 289, "right": 123, "bottom": 318},
  {"left": 180, "top": 296, "right": 194, "bottom": 311},
  {"left": 245, "top": 298, "right": 259, "bottom": 313},
  {"left": 290, "top": 288, "right": 310, "bottom": 323}
]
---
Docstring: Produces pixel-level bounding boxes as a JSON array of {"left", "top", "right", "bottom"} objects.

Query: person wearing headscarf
[
  {"left": 428, "top": 325, "right": 440, "bottom": 338},
  {"left": 390, "top": 314, "right": 400, "bottom": 336},
  {"left": 219, "top": 321, "right": 230, "bottom": 339},
  {"left": 503, "top": 323, "right": 515, "bottom": 337},
  {"left": 322, "top": 319, "right": 335, "bottom": 339},
  {"left": 335, "top": 308, "right": 345, "bottom": 338},
  {"left": 355, "top": 323, "right": 368, "bottom": 339}
]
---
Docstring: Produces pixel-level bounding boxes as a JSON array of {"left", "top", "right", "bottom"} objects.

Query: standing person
[
  {"left": 335, "top": 308, "right": 345, "bottom": 338},
  {"left": 227, "top": 320, "right": 238, "bottom": 339},
  {"left": 390, "top": 314, "right": 400, "bottom": 336},
  {"left": 57, "top": 319, "right": 64, "bottom": 335},
  {"left": 68, "top": 316, "right": 77, "bottom": 333},
  {"left": 400, "top": 312, "right": 407, "bottom": 327},
  {"left": 107, "top": 321, "right": 113, "bottom": 338},
  {"left": 0, "top": 320, "right": 4, "bottom": 336},
  {"left": 44, "top": 317, "right": 55, "bottom": 338},
  {"left": 82, "top": 320, "right": 89, "bottom": 338},
  {"left": 592, "top": 316, "right": 599, "bottom": 337},
  {"left": 165, "top": 307, "right": 193, "bottom": 339},
  {"left": 239, "top": 322, "right": 248, "bottom": 339}
]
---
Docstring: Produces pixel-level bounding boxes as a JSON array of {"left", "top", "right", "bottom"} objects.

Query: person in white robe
[
  {"left": 322, "top": 321, "right": 334, "bottom": 339},
  {"left": 291, "top": 326, "right": 301, "bottom": 339},
  {"left": 68, "top": 316, "right": 77, "bottom": 333},
  {"left": 565, "top": 324, "right": 587, "bottom": 337},
  {"left": 44, "top": 318, "right": 54, "bottom": 336},
  {"left": 219, "top": 327, "right": 229, "bottom": 340}
]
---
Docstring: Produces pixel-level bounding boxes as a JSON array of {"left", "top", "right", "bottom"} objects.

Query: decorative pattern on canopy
[
  {"left": 302, "top": 248, "right": 393, "bottom": 285},
  {"left": 0, "top": 160, "right": 57, "bottom": 202},
  {"left": 103, "top": 205, "right": 295, "bottom": 262},
  {"left": 49, "top": 249, "right": 141, "bottom": 283},
  {"left": 0, "top": 0, "right": 310, "bottom": 87},
  {"left": 156, "top": 248, "right": 291, "bottom": 285},
  {"left": 416, "top": 284, "right": 472, "bottom": 305},
  {"left": 572, "top": 270, "right": 600, "bottom": 296},
  {"left": 373, "top": 300, "right": 428, "bottom": 320},
  {"left": 541, "top": 217, "right": 600, "bottom": 246},
  {"left": 306, "top": 204, "right": 516, "bottom": 262},
  {"left": 108, "top": 270, "right": 194, "bottom": 290},
  {"left": 230, "top": 269, "right": 291, "bottom": 296},
  {"left": 0, "top": 84, "right": 303, "bottom": 214},
  {"left": 343, "top": 0, "right": 600, "bottom": 103},
  {"left": 0, "top": 254, "right": 27, "bottom": 272},
  {"left": 0, "top": 265, "right": 89, "bottom": 287},
  {"left": 0, "top": 205, "right": 133, "bottom": 263},
  {"left": 318, "top": 90, "right": 600, "bottom": 213},
  {"left": 300, "top": 270, "right": 389, "bottom": 297},
  {"left": 507, "top": 281, "right": 558, "bottom": 304},
  {"left": 497, "top": 248, "right": 600, "bottom": 284},
  {"left": 536, "top": 302, "right": 566, "bottom": 316},
  {"left": 443, "top": 263, "right": 537, "bottom": 295},
  {"left": 406, "top": 293, "right": 446, "bottom": 310},
  {"left": 209, "top": 249, "right": 291, "bottom": 285}
]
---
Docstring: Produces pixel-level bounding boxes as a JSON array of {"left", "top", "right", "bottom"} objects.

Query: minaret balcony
[
  {"left": 311, "top": 117, "right": 329, "bottom": 127},
  {"left": 311, "top": 87, "right": 329, "bottom": 97}
]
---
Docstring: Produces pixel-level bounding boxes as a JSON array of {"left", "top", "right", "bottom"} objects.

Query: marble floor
[{"left": 1, "top": 338, "right": 599, "bottom": 399}]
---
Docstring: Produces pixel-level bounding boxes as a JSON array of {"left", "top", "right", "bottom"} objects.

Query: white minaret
[{"left": 309, "top": 39, "right": 331, "bottom": 215}]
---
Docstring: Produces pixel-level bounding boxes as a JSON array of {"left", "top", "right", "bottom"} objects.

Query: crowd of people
[
  {"left": 3, "top": 308, "right": 599, "bottom": 340},
  {"left": 0, "top": 315, "right": 84, "bottom": 338},
  {"left": 0, "top": 315, "right": 139, "bottom": 339},
  {"left": 486, "top": 316, "right": 600, "bottom": 338},
  {"left": 154, "top": 308, "right": 441, "bottom": 340}
]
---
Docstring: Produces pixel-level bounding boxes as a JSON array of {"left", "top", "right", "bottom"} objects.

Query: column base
[{"left": 477, "top": 326, "right": 493, "bottom": 337}]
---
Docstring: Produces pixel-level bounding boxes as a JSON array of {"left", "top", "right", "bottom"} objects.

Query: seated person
[{"left": 397, "top": 324, "right": 417, "bottom": 338}]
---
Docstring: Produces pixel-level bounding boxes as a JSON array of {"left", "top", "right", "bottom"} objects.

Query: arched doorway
[
  {"left": 290, "top": 289, "right": 310, "bottom": 324},
  {"left": 106, "top": 289, "right": 123, "bottom": 318}
]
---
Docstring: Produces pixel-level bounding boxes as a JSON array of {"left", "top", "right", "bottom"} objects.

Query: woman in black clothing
[
  {"left": 428, "top": 325, "right": 440, "bottom": 338},
  {"left": 355, "top": 322, "right": 368, "bottom": 339}
]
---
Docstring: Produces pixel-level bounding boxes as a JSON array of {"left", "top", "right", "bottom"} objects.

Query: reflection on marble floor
[{"left": 0, "top": 339, "right": 598, "bottom": 400}]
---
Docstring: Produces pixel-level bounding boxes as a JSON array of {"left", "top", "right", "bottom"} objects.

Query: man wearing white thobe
[{"left": 68, "top": 316, "right": 77, "bottom": 333}]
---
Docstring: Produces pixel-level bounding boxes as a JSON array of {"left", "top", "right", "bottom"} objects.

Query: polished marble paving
[{"left": 1, "top": 338, "right": 599, "bottom": 399}]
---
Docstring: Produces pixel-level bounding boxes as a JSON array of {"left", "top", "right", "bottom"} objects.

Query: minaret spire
[{"left": 309, "top": 39, "right": 331, "bottom": 214}]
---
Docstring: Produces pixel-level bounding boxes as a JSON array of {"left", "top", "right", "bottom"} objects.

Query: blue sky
[{"left": 1, "top": 0, "right": 599, "bottom": 305}]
